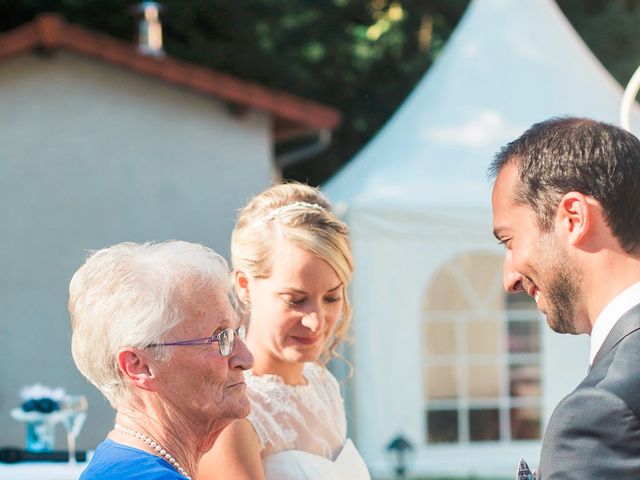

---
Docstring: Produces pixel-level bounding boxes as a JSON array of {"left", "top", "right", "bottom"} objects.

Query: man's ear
[
  {"left": 234, "top": 270, "right": 251, "bottom": 304},
  {"left": 116, "top": 348, "right": 159, "bottom": 393},
  {"left": 556, "top": 191, "right": 593, "bottom": 246}
]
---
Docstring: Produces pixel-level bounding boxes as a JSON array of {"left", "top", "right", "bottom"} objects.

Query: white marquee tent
[{"left": 324, "top": 0, "right": 640, "bottom": 477}]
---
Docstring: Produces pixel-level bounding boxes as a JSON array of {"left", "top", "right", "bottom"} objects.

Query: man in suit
[{"left": 489, "top": 117, "right": 640, "bottom": 479}]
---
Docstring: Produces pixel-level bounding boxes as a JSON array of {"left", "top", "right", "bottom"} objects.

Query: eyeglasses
[{"left": 147, "top": 325, "right": 246, "bottom": 357}]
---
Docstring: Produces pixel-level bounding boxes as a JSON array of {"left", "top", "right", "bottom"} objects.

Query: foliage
[
  {"left": 1, "top": 1, "right": 639, "bottom": 184},
  {"left": 0, "top": 0, "right": 467, "bottom": 184},
  {"left": 557, "top": 0, "right": 640, "bottom": 86}
]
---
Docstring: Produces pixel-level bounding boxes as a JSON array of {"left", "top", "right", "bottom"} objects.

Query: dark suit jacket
[{"left": 538, "top": 303, "right": 640, "bottom": 479}]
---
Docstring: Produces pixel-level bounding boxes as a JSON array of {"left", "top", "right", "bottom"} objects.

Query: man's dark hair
[{"left": 489, "top": 117, "right": 640, "bottom": 252}]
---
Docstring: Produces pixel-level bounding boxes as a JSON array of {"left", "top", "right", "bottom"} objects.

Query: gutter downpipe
[{"left": 274, "top": 129, "right": 333, "bottom": 169}]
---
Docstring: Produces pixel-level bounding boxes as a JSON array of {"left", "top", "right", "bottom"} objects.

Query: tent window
[
  {"left": 422, "top": 251, "right": 541, "bottom": 444},
  {"left": 426, "top": 409, "right": 458, "bottom": 443},
  {"left": 469, "top": 408, "right": 499, "bottom": 441}
]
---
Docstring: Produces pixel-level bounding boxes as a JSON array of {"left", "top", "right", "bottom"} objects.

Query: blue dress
[{"left": 80, "top": 439, "right": 188, "bottom": 479}]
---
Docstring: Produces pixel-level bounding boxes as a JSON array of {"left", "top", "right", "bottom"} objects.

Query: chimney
[{"left": 133, "top": 2, "right": 164, "bottom": 57}]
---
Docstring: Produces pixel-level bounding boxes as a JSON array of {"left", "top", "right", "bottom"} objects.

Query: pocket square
[{"left": 517, "top": 458, "right": 536, "bottom": 480}]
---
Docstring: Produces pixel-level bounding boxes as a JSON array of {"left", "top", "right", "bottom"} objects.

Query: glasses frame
[{"left": 146, "top": 325, "right": 246, "bottom": 357}]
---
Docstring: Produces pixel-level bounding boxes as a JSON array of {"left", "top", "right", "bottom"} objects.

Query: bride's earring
[{"left": 239, "top": 297, "right": 252, "bottom": 327}]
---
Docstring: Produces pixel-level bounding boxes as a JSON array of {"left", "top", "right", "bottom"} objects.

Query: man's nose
[{"left": 503, "top": 251, "right": 524, "bottom": 293}]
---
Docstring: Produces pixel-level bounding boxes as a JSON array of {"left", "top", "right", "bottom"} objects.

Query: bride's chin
[{"left": 283, "top": 347, "right": 319, "bottom": 363}]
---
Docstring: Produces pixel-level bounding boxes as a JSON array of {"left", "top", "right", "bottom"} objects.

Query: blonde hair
[
  {"left": 231, "top": 182, "right": 353, "bottom": 363},
  {"left": 68, "top": 241, "right": 229, "bottom": 407}
]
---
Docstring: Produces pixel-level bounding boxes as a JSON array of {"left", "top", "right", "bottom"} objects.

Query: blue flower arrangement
[
  {"left": 19, "top": 384, "right": 66, "bottom": 412},
  {"left": 21, "top": 397, "right": 60, "bottom": 413},
  {"left": 10, "top": 384, "right": 68, "bottom": 452}
]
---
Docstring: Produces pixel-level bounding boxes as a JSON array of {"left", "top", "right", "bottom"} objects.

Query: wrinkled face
[
  {"left": 246, "top": 240, "right": 344, "bottom": 368},
  {"left": 492, "top": 162, "right": 581, "bottom": 334},
  {"left": 154, "top": 281, "right": 254, "bottom": 434}
]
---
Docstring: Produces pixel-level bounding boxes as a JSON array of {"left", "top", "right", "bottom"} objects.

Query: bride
[{"left": 198, "top": 182, "right": 370, "bottom": 480}]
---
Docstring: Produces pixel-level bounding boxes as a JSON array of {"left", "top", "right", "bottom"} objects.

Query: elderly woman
[{"left": 69, "top": 241, "right": 253, "bottom": 480}]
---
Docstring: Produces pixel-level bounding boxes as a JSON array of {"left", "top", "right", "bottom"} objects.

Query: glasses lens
[{"left": 218, "top": 328, "right": 234, "bottom": 356}]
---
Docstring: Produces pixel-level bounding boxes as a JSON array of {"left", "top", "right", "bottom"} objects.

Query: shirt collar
[{"left": 590, "top": 281, "right": 640, "bottom": 364}]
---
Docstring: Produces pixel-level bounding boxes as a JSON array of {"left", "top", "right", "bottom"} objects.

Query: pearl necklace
[{"left": 114, "top": 424, "right": 192, "bottom": 480}]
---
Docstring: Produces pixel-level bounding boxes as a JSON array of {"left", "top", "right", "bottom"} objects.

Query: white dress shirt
[{"left": 590, "top": 281, "right": 640, "bottom": 365}]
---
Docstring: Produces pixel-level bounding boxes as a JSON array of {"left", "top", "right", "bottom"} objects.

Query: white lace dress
[{"left": 244, "top": 362, "right": 370, "bottom": 480}]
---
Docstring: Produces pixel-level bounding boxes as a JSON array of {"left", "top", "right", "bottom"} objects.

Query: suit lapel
[{"left": 592, "top": 303, "right": 640, "bottom": 368}]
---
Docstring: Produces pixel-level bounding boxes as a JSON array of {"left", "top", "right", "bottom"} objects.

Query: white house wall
[{"left": 0, "top": 52, "right": 273, "bottom": 450}]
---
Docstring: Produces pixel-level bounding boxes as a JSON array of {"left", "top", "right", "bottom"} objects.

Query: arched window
[{"left": 422, "top": 251, "right": 541, "bottom": 444}]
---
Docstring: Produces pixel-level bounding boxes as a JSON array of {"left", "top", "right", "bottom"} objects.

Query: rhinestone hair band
[
  {"left": 114, "top": 424, "right": 191, "bottom": 479},
  {"left": 266, "top": 201, "right": 325, "bottom": 221}
]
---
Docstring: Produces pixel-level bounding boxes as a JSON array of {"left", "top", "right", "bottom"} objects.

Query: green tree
[
  {"left": 0, "top": 0, "right": 468, "bottom": 184},
  {"left": 558, "top": 0, "right": 640, "bottom": 86}
]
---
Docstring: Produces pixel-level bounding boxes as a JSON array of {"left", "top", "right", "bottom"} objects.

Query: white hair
[{"left": 68, "top": 240, "right": 229, "bottom": 407}]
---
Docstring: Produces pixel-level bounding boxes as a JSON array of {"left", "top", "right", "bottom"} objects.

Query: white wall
[{"left": 0, "top": 52, "right": 274, "bottom": 450}]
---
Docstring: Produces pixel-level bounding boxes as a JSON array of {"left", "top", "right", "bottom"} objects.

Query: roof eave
[{"left": 0, "top": 13, "right": 342, "bottom": 138}]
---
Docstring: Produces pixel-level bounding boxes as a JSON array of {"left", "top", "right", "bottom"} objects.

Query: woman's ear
[
  {"left": 116, "top": 348, "right": 158, "bottom": 393},
  {"left": 234, "top": 270, "right": 251, "bottom": 304}
]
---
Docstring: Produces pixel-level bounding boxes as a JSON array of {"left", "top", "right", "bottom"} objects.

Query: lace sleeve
[{"left": 245, "top": 387, "right": 300, "bottom": 453}]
